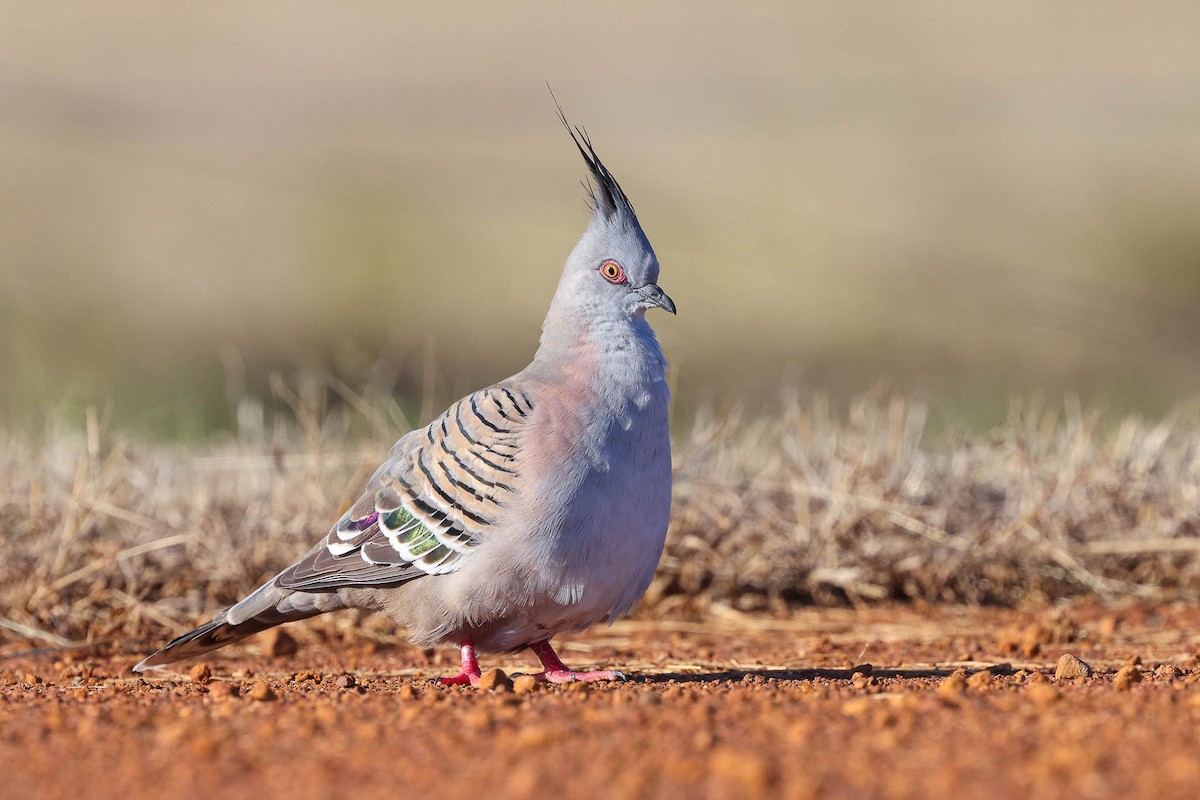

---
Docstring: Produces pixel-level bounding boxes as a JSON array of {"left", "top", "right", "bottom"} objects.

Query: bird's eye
[{"left": 600, "top": 260, "right": 626, "bottom": 284}]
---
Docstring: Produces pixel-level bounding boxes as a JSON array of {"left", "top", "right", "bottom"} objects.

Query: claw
[
  {"left": 435, "top": 641, "right": 482, "bottom": 687},
  {"left": 536, "top": 668, "right": 626, "bottom": 684},
  {"left": 527, "top": 640, "right": 628, "bottom": 684}
]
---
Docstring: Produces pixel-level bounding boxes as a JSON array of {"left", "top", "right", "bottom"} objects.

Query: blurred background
[{"left": 3, "top": 1, "right": 1199, "bottom": 438}]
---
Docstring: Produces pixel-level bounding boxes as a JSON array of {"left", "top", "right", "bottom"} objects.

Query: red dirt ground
[{"left": 3, "top": 603, "right": 1200, "bottom": 800}]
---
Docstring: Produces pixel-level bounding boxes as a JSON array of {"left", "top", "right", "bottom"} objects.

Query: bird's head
[{"left": 550, "top": 106, "right": 676, "bottom": 323}]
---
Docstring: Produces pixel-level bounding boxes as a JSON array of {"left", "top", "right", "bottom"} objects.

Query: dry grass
[{"left": 3, "top": 391, "right": 1200, "bottom": 651}]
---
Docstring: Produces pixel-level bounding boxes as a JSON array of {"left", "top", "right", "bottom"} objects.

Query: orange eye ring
[{"left": 600, "top": 260, "right": 626, "bottom": 284}]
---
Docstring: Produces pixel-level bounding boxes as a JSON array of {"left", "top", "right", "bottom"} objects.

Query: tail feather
[
  {"left": 135, "top": 548, "right": 351, "bottom": 673},
  {"left": 132, "top": 606, "right": 321, "bottom": 672}
]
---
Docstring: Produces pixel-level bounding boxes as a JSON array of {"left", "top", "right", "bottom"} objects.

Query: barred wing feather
[{"left": 276, "top": 386, "right": 531, "bottom": 592}]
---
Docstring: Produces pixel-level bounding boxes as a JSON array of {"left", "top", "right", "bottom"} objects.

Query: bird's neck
[{"left": 533, "top": 311, "right": 667, "bottom": 388}]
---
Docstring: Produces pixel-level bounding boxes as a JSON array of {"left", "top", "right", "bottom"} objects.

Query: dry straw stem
[{"left": 3, "top": 392, "right": 1200, "bottom": 650}]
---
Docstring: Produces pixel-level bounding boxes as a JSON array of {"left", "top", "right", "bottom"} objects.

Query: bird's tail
[{"left": 132, "top": 581, "right": 338, "bottom": 672}]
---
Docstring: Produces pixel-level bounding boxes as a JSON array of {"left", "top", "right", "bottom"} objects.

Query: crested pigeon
[{"left": 134, "top": 110, "right": 676, "bottom": 685}]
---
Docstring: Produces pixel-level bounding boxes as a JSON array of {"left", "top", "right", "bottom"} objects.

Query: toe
[{"left": 436, "top": 673, "right": 479, "bottom": 687}]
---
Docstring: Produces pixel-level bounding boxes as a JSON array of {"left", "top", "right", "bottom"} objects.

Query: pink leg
[
  {"left": 527, "top": 640, "right": 627, "bottom": 684},
  {"left": 436, "top": 641, "right": 483, "bottom": 686}
]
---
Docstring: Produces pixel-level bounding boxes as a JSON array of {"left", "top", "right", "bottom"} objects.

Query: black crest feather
[{"left": 549, "top": 88, "right": 636, "bottom": 223}]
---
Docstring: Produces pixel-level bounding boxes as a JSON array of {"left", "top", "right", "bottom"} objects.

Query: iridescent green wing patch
[{"left": 378, "top": 504, "right": 459, "bottom": 574}]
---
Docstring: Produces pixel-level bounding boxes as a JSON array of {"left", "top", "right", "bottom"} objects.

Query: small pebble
[
  {"left": 476, "top": 668, "right": 513, "bottom": 692},
  {"left": 937, "top": 669, "right": 967, "bottom": 699},
  {"left": 188, "top": 664, "right": 211, "bottom": 684},
  {"left": 261, "top": 629, "right": 299, "bottom": 658},
  {"left": 208, "top": 682, "right": 237, "bottom": 699},
  {"left": 967, "top": 669, "right": 994, "bottom": 689},
  {"left": 513, "top": 675, "right": 541, "bottom": 694},
  {"left": 1154, "top": 664, "right": 1183, "bottom": 680},
  {"left": 1054, "top": 654, "right": 1093, "bottom": 680},
  {"left": 1114, "top": 665, "right": 1142, "bottom": 691},
  {"left": 248, "top": 681, "right": 276, "bottom": 702},
  {"left": 335, "top": 674, "right": 357, "bottom": 690}
]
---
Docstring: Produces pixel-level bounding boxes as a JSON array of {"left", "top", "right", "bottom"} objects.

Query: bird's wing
[{"left": 275, "top": 384, "right": 534, "bottom": 592}]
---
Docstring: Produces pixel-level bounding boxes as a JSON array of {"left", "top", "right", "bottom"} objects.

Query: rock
[
  {"left": 1114, "top": 665, "right": 1143, "bottom": 691},
  {"left": 937, "top": 669, "right": 968, "bottom": 699},
  {"left": 207, "top": 682, "right": 237, "bottom": 699},
  {"left": 335, "top": 674, "right": 357, "bottom": 689},
  {"left": 1154, "top": 664, "right": 1183, "bottom": 681},
  {"left": 260, "top": 629, "right": 298, "bottom": 658},
  {"left": 1054, "top": 654, "right": 1093, "bottom": 680},
  {"left": 850, "top": 663, "right": 874, "bottom": 676},
  {"left": 967, "top": 669, "right": 994, "bottom": 689},
  {"left": 188, "top": 663, "right": 211, "bottom": 684},
  {"left": 476, "top": 668, "right": 512, "bottom": 692},
  {"left": 248, "top": 680, "right": 276, "bottom": 702},
  {"left": 513, "top": 675, "right": 541, "bottom": 694}
]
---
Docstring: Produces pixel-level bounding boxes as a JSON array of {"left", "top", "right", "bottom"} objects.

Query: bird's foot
[
  {"left": 435, "top": 640, "right": 482, "bottom": 687},
  {"left": 531, "top": 668, "right": 627, "bottom": 684},
  {"left": 436, "top": 670, "right": 482, "bottom": 687},
  {"left": 526, "top": 639, "right": 628, "bottom": 684}
]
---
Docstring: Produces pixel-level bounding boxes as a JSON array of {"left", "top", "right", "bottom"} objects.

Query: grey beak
[{"left": 639, "top": 284, "right": 677, "bottom": 315}]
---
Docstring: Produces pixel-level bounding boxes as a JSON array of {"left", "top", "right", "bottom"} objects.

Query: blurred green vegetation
[{"left": 2, "top": 2, "right": 1200, "bottom": 439}]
